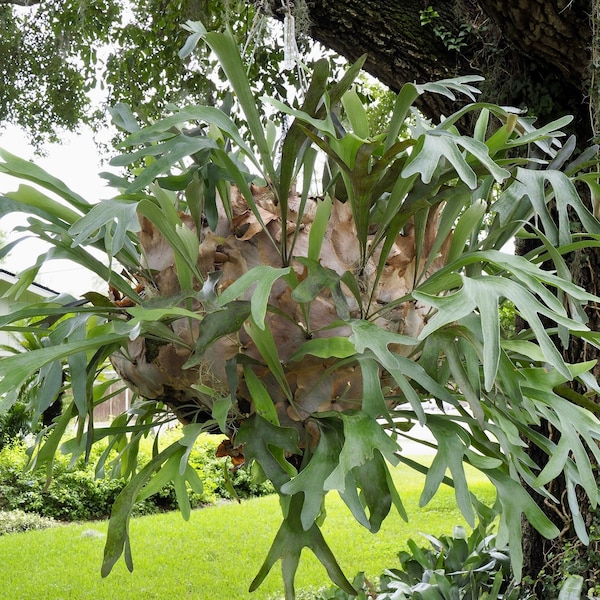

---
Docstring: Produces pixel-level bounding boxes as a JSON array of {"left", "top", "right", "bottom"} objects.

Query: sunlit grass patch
[{"left": 0, "top": 458, "right": 495, "bottom": 599}]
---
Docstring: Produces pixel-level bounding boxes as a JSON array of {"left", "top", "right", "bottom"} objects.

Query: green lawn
[{"left": 0, "top": 460, "right": 495, "bottom": 599}]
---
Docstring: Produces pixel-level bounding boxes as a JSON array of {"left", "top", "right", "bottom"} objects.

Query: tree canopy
[{"left": 0, "top": 0, "right": 271, "bottom": 146}]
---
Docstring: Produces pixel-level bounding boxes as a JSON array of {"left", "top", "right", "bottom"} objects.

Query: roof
[{"left": 0, "top": 268, "right": 59, "bottom": 297}]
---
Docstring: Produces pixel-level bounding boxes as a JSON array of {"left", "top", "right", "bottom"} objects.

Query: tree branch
[{"left": 257, "top": 0, "right": 592, "bottom": 134}]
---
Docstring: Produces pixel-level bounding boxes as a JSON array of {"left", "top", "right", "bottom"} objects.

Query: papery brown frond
[{"left": 110, "top": 184, "right": 448, "bottom": 442}]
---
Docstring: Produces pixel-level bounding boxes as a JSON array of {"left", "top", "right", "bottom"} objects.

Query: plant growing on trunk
[{"left": 1, "top": 22, "right": 600, "bottom": 599}]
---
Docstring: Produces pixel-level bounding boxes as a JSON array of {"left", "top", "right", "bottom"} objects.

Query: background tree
[
  {"left": 0, "top": 0, "right": 297, "bottom": 148},
  {"left": 269, "top": 1, "right": 595, "bottom": 137}
]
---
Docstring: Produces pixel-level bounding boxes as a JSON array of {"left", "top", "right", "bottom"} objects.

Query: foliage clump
[
  {"left": 312, "top": 514, "right": 522, "bottom": 599},
  {"left": 0, "top": 509, "right": 57, "bottom": 536},
  {"left": 526, "top": 512, "right": 600, "bottom": 598},
  {"left": 0, "top": 435, "right": 273, "bottom": 522},
  {"left": 308, "top": 515, "right": 585, "bottom": 599}
]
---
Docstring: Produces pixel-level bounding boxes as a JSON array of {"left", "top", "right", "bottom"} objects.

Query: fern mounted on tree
[{"left": 1, "top": 22, "right": 600, "bottom": 599}]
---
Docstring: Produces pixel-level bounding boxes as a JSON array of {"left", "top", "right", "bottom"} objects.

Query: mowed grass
[{"left": 0, "top": 459, "right": 494, "bottom": 600}]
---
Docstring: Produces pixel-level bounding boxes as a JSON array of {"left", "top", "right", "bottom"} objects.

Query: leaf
[
  {"left": 118, "top": 105, "right": 251, "bottom": 160},
  {"left": 473, "top": 107, "right": 490, "bottom": 142},
  {"left": 287, "top": 147, "right": 319, "bottom": 259},
  {"left": 137, "top": 199, "right": 203, "bottom": 283},
  {"left": 177, "top": 423, "right": 205, "bottom": 475},
  {"left": 27, "top": 400, "right": 75, "bottom": 481},
  {"left": 243, "top": 365, "right": 280, "bottom": 425},
  {"left": 402, "top": 131, "right": 509, "bottom": 189},
  {"left": 102, "top": 442, "right": 181, "bottom": 576},
  {"left": 4, "top": 184, "right": 82, "bottom": 226},
  {"left": 415, "top": 274, "right": 583, "bottom": 385},
  {"left": 173, "top": 470, "right": 192, "bottom": 520},
  {"left": 136, "top": 447, "right": 185, "bottom": 502},
  {"left": 367, "top": 171, "right": 421, "bottom": 254},
  {"left": 383, "top": 76, "right": 484, "bottom": 156},
  {"left": 416, "top": 75, "right": 484, "bottom": 101},
  {"left": 277, "top": 58, "right": 330, "bottom": 238},
  {"left": 176, "top": 221, "right": 200, "bottom": 268},
  {"left": 210, "top": 148, "right": 278, "bottom": 250},
  {"left": 249, "top": 493, "right": 355, "bottom": 598},
  {"left": 198, "top": 25, "right": 277, "bottom": 186},
  {"left": 444, "top": 337, "right": 484, "bottom": 424},
  {"left": 235, "top": 415, "right": 300, "bottom": 492},
  {"left": 207, "top": 395, "right": 232, "bottom": 434},
  {"left": 69, "top": 198, "right": 140, "bottom": 255},
  {"left": 358, "top": 357, "right": 391, "bottom": 419},
  {"left": 339, "top": 450, "right": 395, "bottom": 533},
  {"left": 324, "top": 412, "right": 400, "bottom": 492},
  {"left": 558, "top": 575, "right": 584, "bottom": 600},
  {"left": 508, "top": 114, "right": 573, "bottom": 150},
  {"left": 446, "top": 199, "right": 487, "bottom": 264},
  {"left": 289, "top": 337, "right": 356, "bottom": 362},
  {"left": 184, "top": 301, "right": 251, "bottom": 368},
  {"left": 121, "top": 135, "right": 218, "bottom": 193},
  {"left": 291, "top": 259, "right": 351, "bottom": 321},
  {"left": 217, "top": 266, "right": 291, "bottom": 329},
  {"left": 526, "top": 379, "right": 600, "bottom": 507},
  {"left": 349, "top": 320, "right": 417, "bottom": 372},
  {"left": 178, "top": 27, "right": 203, "bottom": 59},
  {"left": 20, "top": 224, "right": 141, "bottom": 302},
  {"left": 384, "top": 84, "right": 420, "bottom": 152},
  {"left": 419, "top": 417, "right": 475, "bottom": 526},
  {"left": 63, "top": 320, "right": 91, "bottom": 418},
  {"left": 280, "top": 419, "right": 344, "bottom": 529},
  {"left": 565, "top": 468, "right": 589, "bottom": 545},
  {"left": 0, "top": 148, "right": 90, "bottom": 212},
  {"left": 486, "top": 469, "right": 560, "bottom": 582},
  {"left": 341, "top": 87, "right": 370, "bottom": 139},
  {"left": 499, "top": 168, "right": 600, "bottom": 246},
  {"left": 127, "top": 304, "right": 203, "bottom": 323},
  {"left": 157, "top": 165, "right": 199, "bottom": 191},
  {"left": 0, "top": 331, "right": 127, "bottom": 405},
  {"left": 108, "top": 103, "right": 141, "bottom": 133},
  {"left": 244, "top": 317, "right": 293, "bottom": 401},
  {"left": 31, "top": 358, "right": 63, "bottom": 421},
  {"left": 264, "top": 96, "right": 337, "bottom": 138},
  {"left": 307, "top": 194, "right": 332, "bottom": 262}
]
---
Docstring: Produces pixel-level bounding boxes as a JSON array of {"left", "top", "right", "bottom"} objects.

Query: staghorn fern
[{"left": 1, "top": 22, "right": 600, "bottom": 599}]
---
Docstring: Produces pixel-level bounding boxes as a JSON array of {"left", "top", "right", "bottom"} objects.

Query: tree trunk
[{"left": 519, "top": 244, "right": 600, "bottom": 594}]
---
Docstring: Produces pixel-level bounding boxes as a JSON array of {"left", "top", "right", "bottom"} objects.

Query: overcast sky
[{"left": 0, "top": 125, "right": 115, "bottom": 297}]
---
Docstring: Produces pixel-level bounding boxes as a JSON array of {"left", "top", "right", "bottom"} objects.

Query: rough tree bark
[
  {"left": 265, "top": 0, "right": 593, "bottom": 137},
  {"left": 261, "top": 0, "right": 599, "bottom": 590}
]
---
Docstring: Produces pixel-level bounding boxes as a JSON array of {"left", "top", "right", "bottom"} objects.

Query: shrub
[
  {"left": 310, "top": 519, "right": 588, "bottom": 600},
  {"left": 0, "top": 509, "right": 57, "bottom": 535},
  {"left": 0, "top": 456, "right": 128, "bottom": 521},
  {"left": 313, "top": 516, "right": 523, "bottom": 599},
  {"left": 0, "top": 402, "right": 31, "bottom": 450},
  {"left": 0, "top": 433, "right": 273, "bottom": 522}
]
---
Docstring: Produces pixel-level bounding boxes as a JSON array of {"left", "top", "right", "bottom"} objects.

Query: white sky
[{"left": 0, "top": 124, "right": 116, "bottom": 297}]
